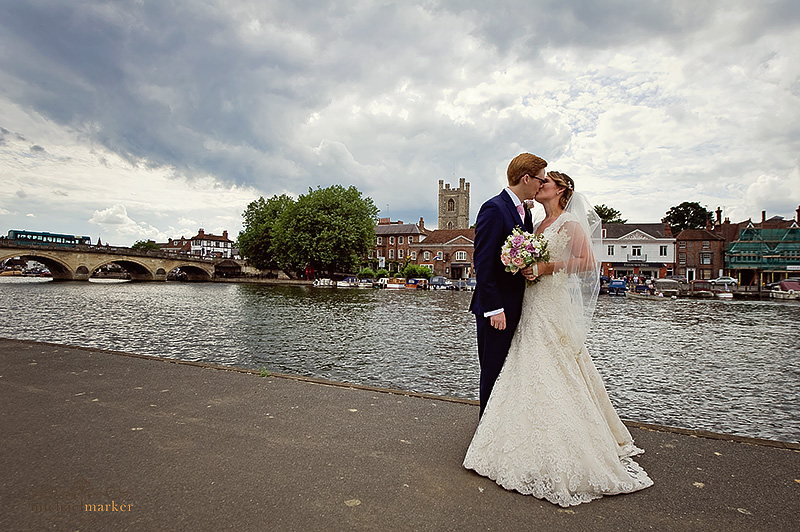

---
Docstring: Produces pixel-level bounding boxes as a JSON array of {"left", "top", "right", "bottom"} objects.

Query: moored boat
[
  {"left": 654, "top": 279, "right": 681, "bottom": 297},
  {"left": 626, "top": 291, "right": 677, "bottom": 301},
  {"left": 607, "top": 279, "right": 627, "bottom": 296},
  {"left": 336, "top": 276, "right": 358, "bottom": 288},
  {"left": 769, "top": 280, "right": 800, "bottom": 300}
]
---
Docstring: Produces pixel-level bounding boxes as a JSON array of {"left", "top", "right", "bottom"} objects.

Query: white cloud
[{"left": 89, "top": 204, "right": 133, "bottom": 226}]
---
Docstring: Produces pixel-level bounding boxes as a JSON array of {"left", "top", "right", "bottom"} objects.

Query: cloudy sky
[{"left": 1, "top": 0, "right": 799, "bottom": 246}]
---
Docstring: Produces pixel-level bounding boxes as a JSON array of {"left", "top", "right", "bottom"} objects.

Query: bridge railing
[{"left": 0, "top": 239, "right": 215, "bottom": 262}]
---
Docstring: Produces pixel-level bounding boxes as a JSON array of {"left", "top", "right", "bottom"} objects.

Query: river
[{"left": 1, "top": 277, "right": 798, "bottom": 443}]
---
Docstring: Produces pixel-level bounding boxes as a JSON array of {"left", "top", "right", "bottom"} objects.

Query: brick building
[
  {"left": 372, "top": 218, "right": 428, "bottom": 273},
  {"left": 674, "top": 229, "right": 726, "bottom": 281},
  {"left": 409, "top": 229, "right": 475, "bottom": 278}
]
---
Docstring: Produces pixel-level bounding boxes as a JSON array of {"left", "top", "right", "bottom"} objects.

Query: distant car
[
  {"left": 664, "top": 275, "right": 687, "bottom": 283},
  {"left": 710, "top": 276, "right": 738, "bottom": 286}
]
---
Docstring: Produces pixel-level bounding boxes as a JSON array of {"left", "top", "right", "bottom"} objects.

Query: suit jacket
[{"left": 469, "top": 190, "right": 533, "bottom": 318}]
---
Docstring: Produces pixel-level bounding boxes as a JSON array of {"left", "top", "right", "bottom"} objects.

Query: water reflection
[{"left": 0, "top": 277, "right": 797, "bottom": 442}]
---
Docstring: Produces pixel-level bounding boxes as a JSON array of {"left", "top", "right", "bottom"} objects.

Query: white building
[
  {"left": 190, "top": 229, "right": 234, "bottom": 258},
  {"left": 601, "top": 223, "right": 675, "bottom": 279}
]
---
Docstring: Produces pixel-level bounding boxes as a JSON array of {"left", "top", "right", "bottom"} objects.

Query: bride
[{"left": 463, "top": 171, "right": 653, "bottom": 507}]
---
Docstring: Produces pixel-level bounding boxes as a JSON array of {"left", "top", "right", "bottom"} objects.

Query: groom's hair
[{"left": 507, "top": 153, "right": 547, "bottom": 186}]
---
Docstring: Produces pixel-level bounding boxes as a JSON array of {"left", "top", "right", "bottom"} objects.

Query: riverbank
[{"left": 1, "top": 338, "right": 798, "bottom": 531}]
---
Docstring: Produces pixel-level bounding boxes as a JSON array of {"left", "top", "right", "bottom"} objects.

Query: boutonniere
[{"left": 523, "top": 199, "right": 535, "bottom": 211}]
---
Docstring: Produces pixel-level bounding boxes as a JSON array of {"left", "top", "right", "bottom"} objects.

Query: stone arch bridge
[{"left": 0, "top": 242, "right": 220, "bottom": 281}]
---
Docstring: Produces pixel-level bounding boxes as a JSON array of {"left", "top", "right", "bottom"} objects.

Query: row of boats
[
  {"left": 605, "top": 278, "right": 799, "bottom": 301},
  {"left": 313, "top": 276, "right": 477, "bottom": 291}
]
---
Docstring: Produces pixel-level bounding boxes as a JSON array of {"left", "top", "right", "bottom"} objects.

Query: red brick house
[
  {"left": 674, "top": 229, "right": 726, "bottom": 281},
  {"left": 409, "top": 229, "right": 475, "bottom": 279},
  {"left": 372, "top": 218, "right": 429, "bottom": 273}
]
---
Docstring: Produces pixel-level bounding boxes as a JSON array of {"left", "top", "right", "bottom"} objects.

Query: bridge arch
[
  {"left": 165, "top": 264, "right": 213, "bottom": 282},
  {"left": 87, "top": 258, "right": 159, "bottom": 281},
  {"left": 1, "top": 251, "right": 75, "bottom": 280}
]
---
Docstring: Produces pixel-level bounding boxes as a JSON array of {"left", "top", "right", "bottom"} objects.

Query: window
[
  {"left": 679, "top": 241, "right": 686, "bottom": 249},
  {"left": 447, "top": 199, "right": 455, "bottom": 212},
  {"left": 455, "top": 251, "right": 467, "bottom": 261},
  {"left": 376, "top": 250, "right": 382, "bottom": 258},
  {"left": 376, "top": 237, "right": 382, "bottom": 245},
  {"left": 608, "top": 245, "right": 614, "bottom": 256},
  {"left": 398, "top": 249, "right": 404, "bottom": 259},
  {"left": 424, "top": 251, "right": 431, "bottom": 261},
  {"left": 700, "top": 253, "right": 711, "bottom": 265},
  {"left": 702, "top": 241, "right": 710, "bottom": 250},
  {"left": 399, "top": 236, "right": 404, "bottom": 245},
  {"left": 389, "top": 236, "right": 395, "bottom": 245},
  {"left": 660, "top": 245, "right": 668, "bottom": 256},
  {"left": 389, "top": 249, "right": 395, "bottom": 259},
  {"left": 408, "top": 236, "right": 413, "bottom": 243},
  {"left": 410, "top": 252, "right": 416, "bottom": 260},
  {"left": 436, "top": 251, "right": 443, "bottom": 260},
  {"left": 679, "top": 253, "right": 686, "bottom": 265},
  {"left": 631, "top": 246, "right": 642, "bottom": 257}
]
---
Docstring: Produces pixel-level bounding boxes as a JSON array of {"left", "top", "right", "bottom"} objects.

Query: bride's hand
[{"left": 521, "top": 264, "right": 537, "bottom": 282}]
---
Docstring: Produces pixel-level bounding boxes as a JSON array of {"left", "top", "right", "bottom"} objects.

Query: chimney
[
  {"left": 663, "top": 223, "right": 672, "bottom": 237},
  {"left": 761, "top": 211, "right": 766, "bottom": 223},
  {"left": 418, "top": 217, "right": 425, "bottom": 231},
  {"left": 222, "top": 230, "right": 228, "bottom": 240},
  {"left": 796, "top": 205, "right": 800, "bottom": 224},
  {"left": 198, "top": 228, "right": 205, "bottom": 237},
  {"left": 716, "top": 206, "right": 722, "bottom": 225}
]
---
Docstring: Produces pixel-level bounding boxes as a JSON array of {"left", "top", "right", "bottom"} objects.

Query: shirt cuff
[{"left": 484, "top": 308, "right": 504, "bottom": 318}]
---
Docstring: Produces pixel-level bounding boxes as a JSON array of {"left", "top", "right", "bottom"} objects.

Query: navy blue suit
[{"left": 470, "top": 190, "right": 533, "bottom": 416}]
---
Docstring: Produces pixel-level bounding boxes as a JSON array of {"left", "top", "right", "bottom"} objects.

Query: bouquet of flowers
[{"left": 500, "top": 227, "right": 550, "bottom": 283}]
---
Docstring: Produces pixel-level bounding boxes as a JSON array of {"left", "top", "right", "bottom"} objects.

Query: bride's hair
[{"left": 548, "top": 171, "right": 574, "bottom": 209}]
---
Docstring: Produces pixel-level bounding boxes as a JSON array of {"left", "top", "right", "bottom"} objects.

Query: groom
[{"left": 470, "top": 153, "right": 547, "bottom": 416}]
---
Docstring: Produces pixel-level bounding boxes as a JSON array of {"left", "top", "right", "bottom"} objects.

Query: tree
[
  {"left": 401, "top": 263, "right": 432, "bottom": 280},
  {"left": 357, "top": 267, "right": 376, "bottom": 279},
  {"left": 662, "top": 202, "right": 712, "bottom": 233},
  {"left": 237, "top": 194, "right": 295, "bottom": 270},
  {"left": 594, "top": 204, "right": 627, "bottom": 224},
  {"left": 271, "top": 185, "right": 379, "bottom": 275},
  {"left": 131, "top": 239, "right": 160, "bottom": 251}
]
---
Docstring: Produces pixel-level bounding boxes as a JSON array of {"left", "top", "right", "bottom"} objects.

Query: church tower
[{"left": 438, "top": 177, "right": 470, "bottom": 230}]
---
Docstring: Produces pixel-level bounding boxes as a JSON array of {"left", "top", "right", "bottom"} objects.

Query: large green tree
[
  {"left": 271, "top": 185, "right": 379, "bottom": 275},
  {"left": 131, "top": 239, "right": 160, "bottom": 251},
  {"left": 594, "top": 204, "right": 627, "bottom": 224},
  {"left": 662, "top": 201, "right": 712, "bottom": 233},
  {"left": 237, "top": 194, "right": 295, "bottom": 270}
]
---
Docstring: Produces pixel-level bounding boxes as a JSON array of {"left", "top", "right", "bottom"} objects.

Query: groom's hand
[{"left": 490, "top": 312, "right": 507, "bottom": 330}]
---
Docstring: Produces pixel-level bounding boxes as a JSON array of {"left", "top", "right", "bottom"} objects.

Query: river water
[{"left": 1, "top": 277, "right": 798, "bottom": 443}]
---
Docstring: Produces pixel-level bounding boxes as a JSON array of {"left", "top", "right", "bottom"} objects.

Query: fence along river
[{"left": 1, "top": 277, "right": 798, "bottom": 443}]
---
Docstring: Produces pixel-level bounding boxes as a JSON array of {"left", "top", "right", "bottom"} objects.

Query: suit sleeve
[{"left": 473, "top": 200, "right": 507, "bottom": 314}]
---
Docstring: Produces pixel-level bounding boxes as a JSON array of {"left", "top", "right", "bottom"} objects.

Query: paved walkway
[{"left": 1, "top": 338, "right": 798, "bottom": 532}]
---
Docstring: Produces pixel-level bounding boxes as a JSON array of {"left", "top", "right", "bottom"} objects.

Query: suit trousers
[{"left": 475, "top": 313, "right": 518, "bottom": 417}]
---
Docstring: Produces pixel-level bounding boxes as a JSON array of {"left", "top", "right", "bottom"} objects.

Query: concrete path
[{"left": 1, "top": 338, "right": 798, "bottom": 531}]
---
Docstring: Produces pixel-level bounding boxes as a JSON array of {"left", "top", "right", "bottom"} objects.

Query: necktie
[{"left": 516, "top": 203, "right": 526, "bottom": 222}]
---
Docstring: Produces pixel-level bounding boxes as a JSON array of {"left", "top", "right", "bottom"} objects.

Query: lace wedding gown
[{"left": 463, "top": 213, "right": 653, "bottom": 507}]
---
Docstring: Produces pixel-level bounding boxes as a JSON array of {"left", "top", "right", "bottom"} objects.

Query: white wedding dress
[{"left": 463, "top": 212, "right": 653, "bottom": 507}]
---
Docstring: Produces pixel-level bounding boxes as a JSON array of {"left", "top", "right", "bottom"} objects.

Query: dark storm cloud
[{"left": 0, "top": 1, "right": 322, "bottom": 186}]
